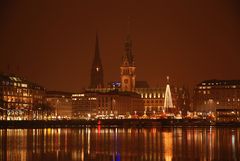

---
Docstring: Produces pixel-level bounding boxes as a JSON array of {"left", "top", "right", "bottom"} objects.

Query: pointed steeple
[
  {"left": 123, "top": 18, "right": 134, "bottom": 66},
  {"left": 90, "top": 33, "right": 104, "bottom": 88},
  {"left": 94, "top": 33, "right": 101, "bottom": 62}
]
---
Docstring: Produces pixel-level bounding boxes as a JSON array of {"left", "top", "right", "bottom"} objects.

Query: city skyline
[{"left": 1, "top": 0, "right": 240, "bottom": 92}]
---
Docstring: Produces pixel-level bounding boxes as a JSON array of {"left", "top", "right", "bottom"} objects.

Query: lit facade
[
  {"left": 72, "top": 88, "right": 144, "bottom": 117},
  {"left": 72, "top": 92, "right": 98, "bottom": 117},
  {"left": 216, "top": 109, "right": 240, "bottom": 123},
  {"left": 45, "top": 91, "right": 72, "bottom": 118},
  {"left": 135, "top": 87, "right": 190, "bottom": 114},
  {"left": 0, "top": 74, "right": 45, "bottom": 119},
  {"left": 193, "top": 80, "right": 240, "bottom": 112}
]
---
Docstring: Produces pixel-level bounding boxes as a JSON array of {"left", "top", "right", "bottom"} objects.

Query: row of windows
[
  {"left": 140, "top": 93, "right": 164, "bottom": 99},
  {"left": 4, "top": 103, "right": 31, "bottom": 109},
  {"left": 4, "top": 96, "right": 33, "bottom": 103},
  {"left": 202, "top": 82, "right": 240, "bottom": 86},
  {"left": 198, "top": 90, "right": 240, "bottom": 95},
  {"left": 2, "top": 88, "right": 41, "bottom": 95}
]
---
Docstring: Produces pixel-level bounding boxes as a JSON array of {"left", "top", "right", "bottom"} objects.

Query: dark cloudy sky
[{"left": 0, "top": 0, "right": 240, "bottom": 92}]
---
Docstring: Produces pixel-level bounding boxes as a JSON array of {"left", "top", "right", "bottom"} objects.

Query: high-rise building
[
  {"left": 90, "top": 34, "right": 104, "bottom": 88},
  {"left": 120, "top": 34, "right": 136, "bottom": 91}
]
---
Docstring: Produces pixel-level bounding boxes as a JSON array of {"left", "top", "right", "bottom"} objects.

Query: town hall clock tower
[{"left": 120, "top": 34, "right": 136, "bottom": 92}]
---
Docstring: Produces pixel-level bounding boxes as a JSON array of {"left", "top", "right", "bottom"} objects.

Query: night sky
[{"left": 1, "top": 0, "right": 240, "bottom": 92}]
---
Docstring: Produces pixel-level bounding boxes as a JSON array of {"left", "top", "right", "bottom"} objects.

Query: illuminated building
[
  {"left": 0, "top": 74, "right": 45, "bottom": 119},
  {"left": 83, "top": 31, "right": 190, "bottom": 117},
  {"left": 216, "top": 109, "right": 240, "bottom": 123},
  {"left": 72, "top": 92, "right": 98, "bottom": 117},
  {"left": 135, "top": 87, "right": 185, "bottom": 114},
  {"left": 45, "top": 91, "right": 72, "bottom": 118},
  {"left": 90, "top": 33, "right": 104, "bottom": 88},
  {"left": 135, "top": 78, "right": 190, "bottom": 115},
  {"left": 120, "top": 33, "right": 136, "bottom": 92},
  {"left": 72, "top": 88, "right": 143, "bottom": 117},
  {"left": 193, "top": 80, "right": 240, "bottom": 112}
]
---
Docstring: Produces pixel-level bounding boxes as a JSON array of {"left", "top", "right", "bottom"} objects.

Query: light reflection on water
[{"left": 0, "top": 127, "right": 239, "bottom": 161}]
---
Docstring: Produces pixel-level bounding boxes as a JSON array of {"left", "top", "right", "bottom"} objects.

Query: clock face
[
  {"left": 96, "top": 67, "right": 99, "bottom": 71},
  {"left": 124, "top": 79, "right": 128, "bottom": 84}
]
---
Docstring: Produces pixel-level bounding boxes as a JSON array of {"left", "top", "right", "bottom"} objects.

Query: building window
[
  {"left": 153, "top": 93, "right": 156, "bottom": 98},
  {"left": 145, "top": 93, "right": 148, "bottom": 98},
  {"left": 149, "top": 93, "right": 152, "bottom": 98}
]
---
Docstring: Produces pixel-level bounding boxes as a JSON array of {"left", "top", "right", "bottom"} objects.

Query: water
[{"left": 0, "top": 127, "right": 239, "bottom": 161}]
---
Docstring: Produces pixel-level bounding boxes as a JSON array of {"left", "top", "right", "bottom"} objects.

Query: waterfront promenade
[{"left": 1, "top": 119, "right": 238, "bottom": 128}]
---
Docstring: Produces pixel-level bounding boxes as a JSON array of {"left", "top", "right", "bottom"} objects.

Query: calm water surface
[{"left": 0, "top": 126, "right": 239, "bottom": 161}]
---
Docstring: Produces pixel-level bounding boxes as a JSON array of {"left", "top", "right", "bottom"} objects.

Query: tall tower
[
  {"left": 120, "top": 33, "right": 136, "bottom": 92},
  {"left": 90, "top": 33, "right": 104, "bottom": 88}
]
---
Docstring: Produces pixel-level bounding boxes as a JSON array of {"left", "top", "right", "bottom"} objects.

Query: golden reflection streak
[{"left": 163, "top": 131, "right": 173, "bottom": 161}]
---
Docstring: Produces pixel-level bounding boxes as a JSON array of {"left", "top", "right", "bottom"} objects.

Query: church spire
[{"left": 90, "top": 33, "right": 104, "bottom": 88}]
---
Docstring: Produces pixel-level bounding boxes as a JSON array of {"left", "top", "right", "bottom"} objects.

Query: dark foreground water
[{"left": 0, "top": 127, "right": 239, "bottom": 161}]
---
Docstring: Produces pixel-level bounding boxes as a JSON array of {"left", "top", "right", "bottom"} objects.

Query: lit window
[
  {"left": 153, "top": 93, "right": 156, "bottom": 98},
  {"left": 145, "top": 93, "right": 147, "bottom": 98},
  {"left": 21, "top": 84, "right": 28, "bottom": 88}
]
